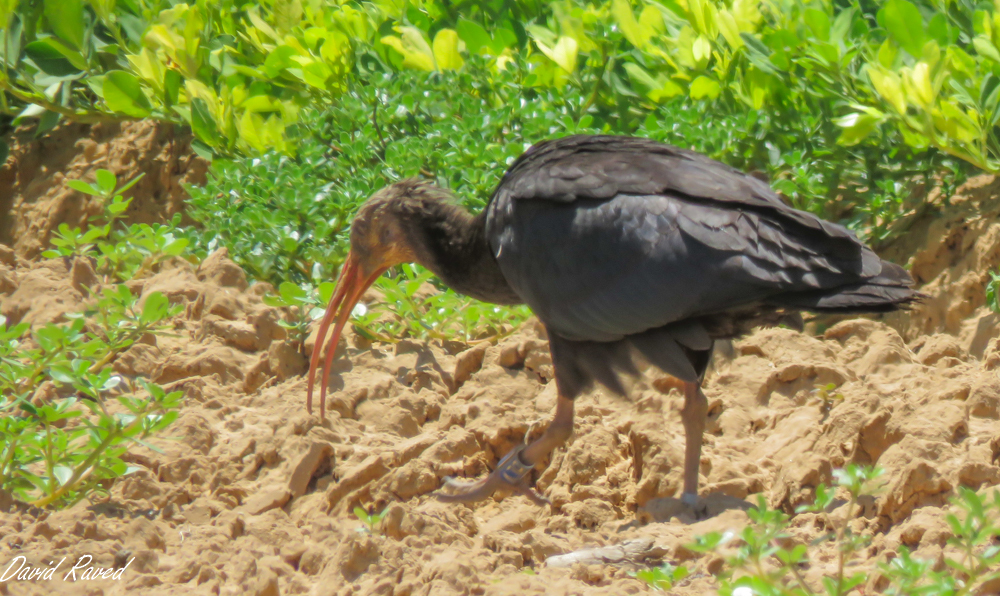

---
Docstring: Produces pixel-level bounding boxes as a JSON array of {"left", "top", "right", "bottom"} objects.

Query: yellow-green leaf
[
  {"left": 835, "top": 111, "right": 881, "bottom": 145},
  {"left": 867, "top": 66, "right": 907, "bottom": 114},
  {"left": 731, "top": 0, "right": 761, "bottom": 31},
  {"left": 692, "top": 35, "right": 712, "bottom": 65},
  {"left": 974, "top": 35, "right": 1000, "bottom": 63},
  {"left": 625, "top": 62, "right": 683, "bottom": 101},
  {"left": 44, "top": 0, "right": 84, "bottom": 49},
  {"left": 382, "top": 26, "right": 435, "bottom": 72},
  {"left": 612, "top": 0, "right": 645, "bottom": 48},
  {"left": 877, "top": 39, "right": 897, "bottom": 67},
  {"left": 690, "top": 75, "right": 720, "bottom": 99},
  {"left": 432, "top": 29, "right": 464, "bottom": 70},
  {"left": 272, "top": 0, "right": 303, "bottom": 36},
  {"left": 535, "top": 35, "right": 578, "bottom": 73},
  {"left": 639, "top": 6, "right": 664, "bottom": 38},
  {"left": 0, "top": 0, "right": 19, "bottom": 27},
  {"left": 247, "top": 8, "right": 280, "bottom": 44},
  {"left": 102, "top": 71, "right": 152, "bottom": 117},
  {"left": 903, "top": 62, "right": 933, "bottom": 107},
  {"left": 717, "top": 10, "right": 742, "bottom": 49}
]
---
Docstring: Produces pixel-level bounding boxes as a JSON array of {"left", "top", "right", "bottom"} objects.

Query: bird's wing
[{"left": 485, "top": 135, "right": 890, "bottom": 344}]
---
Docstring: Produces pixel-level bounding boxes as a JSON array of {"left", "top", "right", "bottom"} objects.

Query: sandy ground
[{"left": 0, "top": 124, "right": 998, "bottom": 596}]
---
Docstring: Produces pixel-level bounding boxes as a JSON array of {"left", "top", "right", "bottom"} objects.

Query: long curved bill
[{"left": 307, "top": 253, "right": 387, "bottom": 419}]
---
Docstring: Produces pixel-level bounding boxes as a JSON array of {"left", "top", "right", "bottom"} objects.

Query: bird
[{"left": 305, "top": 135, "right": 918, "bottom": 510}]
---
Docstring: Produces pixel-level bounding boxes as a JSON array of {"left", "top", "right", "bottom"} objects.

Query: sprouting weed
[
  {"left": 986, "top": 270, "right": 1000, "bottom": 314},
  {"left": 261, "top": 280, "right": 335, "bottom": 349},
  {"left": 812, "top": 382, "right": 845, "bottom": 416},
  {"left": 630, "top": 563, "right": 689, "bottom": 591},
  {"left": 353, "top": 505, "right": 387, "bottom": 534},
  {"left": 43, "top": 170, "right": 189, "bottom": 283}
]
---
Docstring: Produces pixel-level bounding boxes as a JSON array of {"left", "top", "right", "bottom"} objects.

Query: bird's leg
[
  {"left": 681, "top": 381, "right": 708, "bottom": 508},
  {"left": 437, "top": 394, "right": 575, "bottom": 505}
]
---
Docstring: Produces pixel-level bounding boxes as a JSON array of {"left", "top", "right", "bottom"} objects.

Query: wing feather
[{"left": 485, "top": 136, "right": 911, "bottom": 343}]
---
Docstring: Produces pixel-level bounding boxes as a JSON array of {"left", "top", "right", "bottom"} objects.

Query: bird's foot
[{"left": 435, "top": 445, "right": 549, "bottom": 506}]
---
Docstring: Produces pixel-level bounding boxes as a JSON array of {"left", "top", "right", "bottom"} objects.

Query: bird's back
[{"left": 485, "top": 135, "right": 917, "bottom": 396}]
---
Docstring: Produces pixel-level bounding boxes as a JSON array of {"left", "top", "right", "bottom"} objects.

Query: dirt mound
[
  {"left": 881, "top": 174, "right": 1000, "bottom": 356},
  {"left": 0, "top": 121, "right": 207, "bottom": 259},
  {"left": 0, "top": 243, "right": 998, "bottom": 595}
]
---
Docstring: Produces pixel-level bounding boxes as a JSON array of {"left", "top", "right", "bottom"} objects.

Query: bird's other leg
[
  {"left": 436, "top": 393, "right": 574, "bottom": 505},
  {"left": 681, "top": 381, "right": 708, "bottom": 509}
]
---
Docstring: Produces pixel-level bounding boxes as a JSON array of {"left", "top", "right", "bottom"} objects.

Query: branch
[{"left": 0, "top": 79, "right": 128, "bottom": 124}]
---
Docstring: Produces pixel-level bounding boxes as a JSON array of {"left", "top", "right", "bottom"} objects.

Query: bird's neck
[{"left": 401, "top": 199, "right": 521, "bottom": 305}]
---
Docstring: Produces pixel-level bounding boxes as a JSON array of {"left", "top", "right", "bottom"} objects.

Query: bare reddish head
[{"left": 307, "top": 191, "right": 418, "bottom": 419}]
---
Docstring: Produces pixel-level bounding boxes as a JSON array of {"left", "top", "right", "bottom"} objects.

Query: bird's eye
[{"left": 380, "top": 227, "right": 392, "bottom": 244}]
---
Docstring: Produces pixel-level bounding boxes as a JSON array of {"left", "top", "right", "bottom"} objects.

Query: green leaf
[
  {"left": 95, "top": 170, "right": 117, "bottom": 195},
  {"left": 740, "top": 32, "right": 778, "bottom": 74},
  {"left": 879, "top": 0, "right": 925, "bottom": 57},
  {"left": 536, "top": 35, "right": 578, "bottom": 73},
  {"left": 191, "top": 97, "right": 221, "bottom": 147},
  {"left": 101, "top": 71, "right": 152, "bottom": 117},
  {"left": 44, "top": 0, "right": 84, "bottom": 49},
  {"left": 974, "top": 36, "right": 1000, "bottom": 64},
  {"left": 867, "top": 66, "right": 907, "bottom": 115},
  {"left": 66, "top": 179, "right": 102, "bottom": 195},
  {"left": 53, "top": 465, "right": 74, "bottom": 486},
  {"left": 140, "top": 292, "right": 169, "bottom": 325},
  {"left": 804, "top": 8, "right": 830, "bottom": 41},
  {"left": 272, "top": 0, "right": 302, "bottom": 36},
  {"left": 381, "top": 27, "right": 435, "bottom": 72},
  {"left": 689, "top": 75, "right": 720, "bottom": 100},
  {"left": 456, "top": 19, "right": 490, "bottom": 55},
  {"left": 432, "top": 29, "right": 463, "bottom": 71},
  {"left": 24, "top": 39, "right": 81, "bottom": 76},
  {"left": 613, "top": 0, "right": 646, "bottom": 49},
  {"left": 836, "top": 111, "right": 882, "bottom": 145},
  {"left": 36, "top": 110, "right": 61, "bottom": 135},
  {"left": 164, "top": 69, "right": 181, "bottom": 108},
  {"left": 0, "top": 0, "right": 18, "bottom": 29}
]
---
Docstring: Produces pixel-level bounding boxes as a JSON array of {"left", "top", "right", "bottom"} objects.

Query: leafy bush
[
  {"left": 0, "top": 170, "right": 186, "bottom": 508},
  {"left": 690, "top": 465, "right": 1000, "bottom": 596},
  {"left": 5, "top": 0, "right": 996, "bottom": 337},
  {"left": 0, "top": 0, "right": 987, "bottom": 237}
]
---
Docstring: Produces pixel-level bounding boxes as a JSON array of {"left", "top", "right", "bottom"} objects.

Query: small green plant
[
  {"left": 630, "top": 562, "right": 689, "bottom": 591},
  {"left": 261, "top": 266, "right": 530, "bottom": 350},
  {"left": 688, "top": 467, "right": 1000, "bottom": 595},
  {"left": 261, "top": 281, "right": 335, "bottom": 349},
  {"left": 880, "top": 488, "right": 1000, "bottom": 596},
  {"left": 811, "top": 382, "right": 846, "bottom": 417},
  {"left": 0, "top": 169, "right": 190, "bottom": 508},
  {"left": 353, "top": 505, "right": 387, "bottom": 534},
  {"left": 691, "top": 464, "right": 885, "bottom": 596},
  {"left": 43, "top": 169, "right": 190, "bottom": 284},
  {"left": 354, "top": 265, "right": 532, "bottom": 344},
  {"left": 986, "top": 269, "right": 1000, "bottom": 314},
  {"left": 0, "top": 300, "right": 182, "bottom": 508}
]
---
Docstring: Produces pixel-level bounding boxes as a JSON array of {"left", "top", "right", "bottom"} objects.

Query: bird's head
[{"left": 306, "top": 180, "right": 444, "bottom": 418}]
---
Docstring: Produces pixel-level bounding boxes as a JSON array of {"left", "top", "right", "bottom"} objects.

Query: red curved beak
[{"left": 307, "top": 252, "right": 387, "bottom": 419}]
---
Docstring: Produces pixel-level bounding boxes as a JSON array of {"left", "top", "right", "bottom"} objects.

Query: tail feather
[{"left": 769, "top": 259, "right": 923, "bottom": 313}]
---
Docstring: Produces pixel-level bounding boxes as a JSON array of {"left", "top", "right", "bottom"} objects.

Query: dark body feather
[{"left": 477, "top": 135, "right": 917, "bottom": 398}]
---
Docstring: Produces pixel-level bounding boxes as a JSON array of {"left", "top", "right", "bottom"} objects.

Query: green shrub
[
  {"left": 0, "top": 170, "right": 186, "bottom": 508},
  {"left": 690, "top": 465, "right": 1000, "bottom": 596}
]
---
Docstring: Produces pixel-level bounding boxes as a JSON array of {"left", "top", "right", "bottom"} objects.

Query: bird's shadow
[{"left": 619, "top": 492, "right": 754, "bottom": 529}]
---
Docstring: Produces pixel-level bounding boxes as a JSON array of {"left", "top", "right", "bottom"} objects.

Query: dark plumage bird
[{"left": 307, "top": 135, "right": 918, "bottom": 509}]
